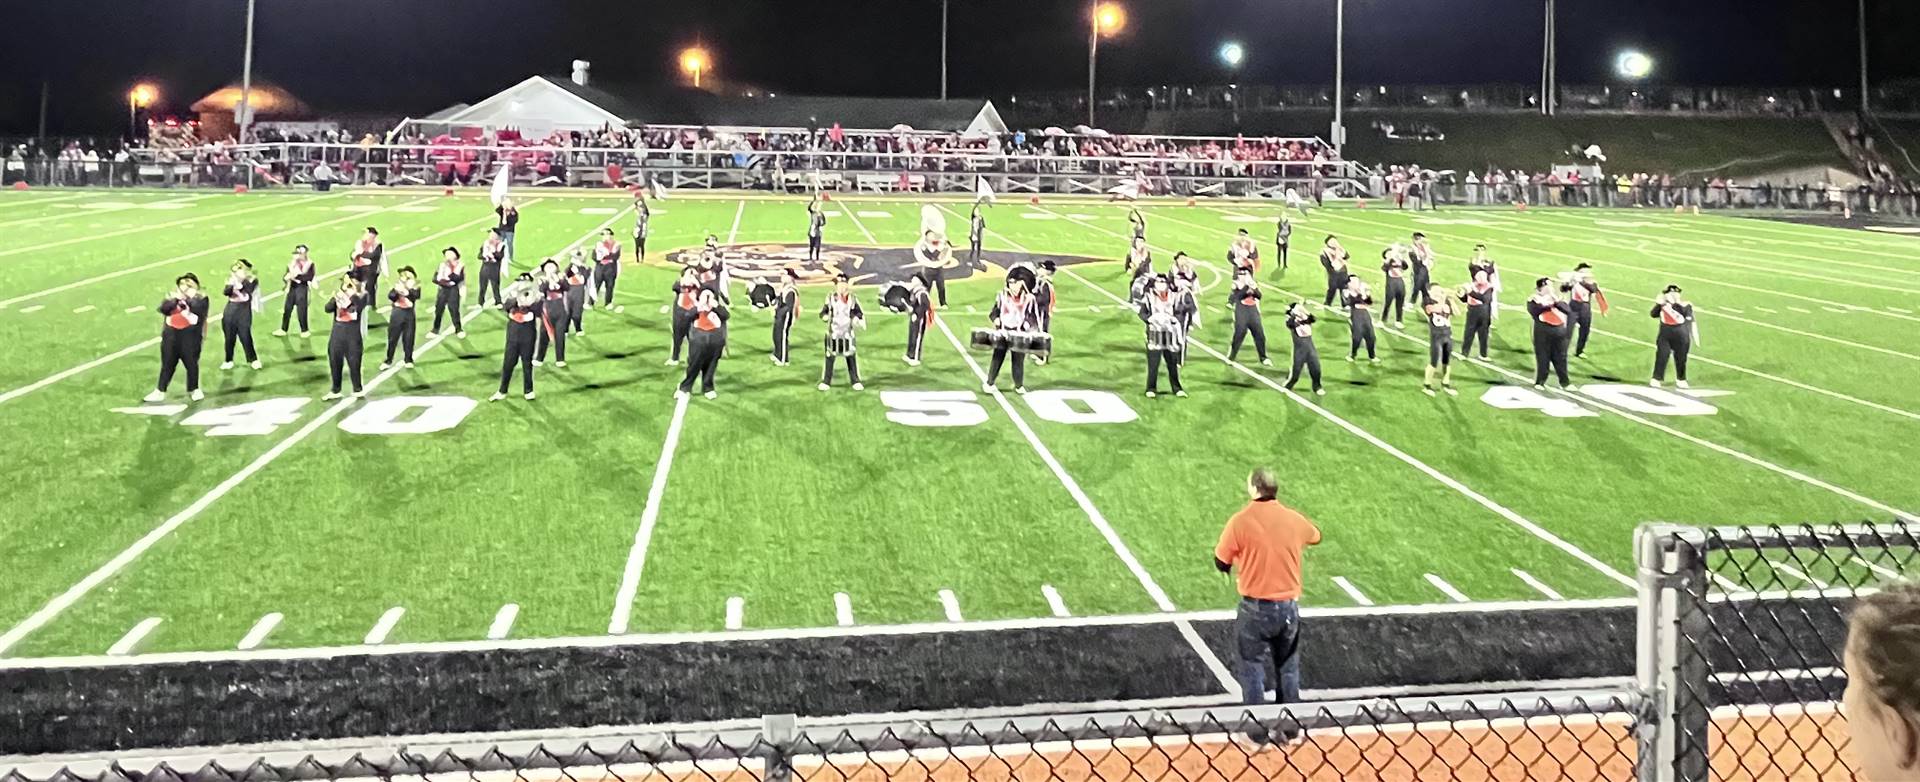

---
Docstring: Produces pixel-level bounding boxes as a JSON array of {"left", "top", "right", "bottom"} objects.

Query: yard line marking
[
  {"left": 1332, "top": 576, "right": 1375, "bottom": 607},
  {"left": 488, "top": 604, "right": 519, "bottom": 641},
  {"left": 0, "top": 191, "right": 91, "bottom": 215},
  {"left": 1512, "top": 569, "right": 1566, "bottom": 601},
  {"left": 106, "top": 617, "right": 162, "bottom": 656},
  {"left": 837, "top": 198, "right": 881, "bottom": 245},
  {"left": 1771, "top": 562, "right": 1831, "bottom": 590},
  {"left": 0, "top": 194, "right": 206, "bottom": 230},
  {"left": 1041, "top": 585, "right": 1071, "bottom": 617},
  {"left": 834, "top": 592, "right": 855, "bottom": 627},
  {"left": 0, "top": 194, "right": 334, "bottom": 261},
  {"left": 1853, "top": 557, "right": 1902, "bottom": 580},
  {"left": 123, "top": 305, "right": 144, "bottom": 313},
  {"left": 1425, "top": 574, "right": 1471, "bottom": 603},
  {"left": 0, "top": 305, "right": 483, "bottom": 656},
  {"left": 1891, "top": 307, "right": 1914, "bottom": 315},
  {"left": 965, "top": 304, "right": 977, "bottom": 314},
  {"left": 1755, "top": 306, "right": 1779, "bottom": 314},
  {"left": 724, "top": 597, "right": 744, "bottom": 631},
  {"left": 938, "top": 589, "right": 964, "bottom": 623},
  {"left": 606, "top": 392, "right": 691, "bottom": 635},
  {"left": 71, "top": 305, "right": 94, "bottom": 314},
  {"left": 1821, "top": 306, "right": 1850, "bottom": 314},
  {"left": 1719, "top": 307, "right": 1744, "bottom": 314},
  {"left": 17, "top": 304, "right": 43, "bottom": 314},
  {"left": 726, "top": 200, "right": 745, "bottom": 244},
  {"left": 1088, "top": 305, "right": 1101, "bottom": 313},
  {"left": 1786, "top": 306, "right": 1813, "bottom": 314},
  {"left": 364, "top": 607, "right": 406, "bottom": 645},
  {"left": 237, "top": 613, "right": 282, "bottom": 650}
]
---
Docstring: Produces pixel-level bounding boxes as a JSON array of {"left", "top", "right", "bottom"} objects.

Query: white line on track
[
  {"left": 1853, "top": 557, "right": 1902, "bottom": 580},
  {"left": 488, "top": 604, "right": 519, "bottom": 641},
  {"left": 1512, "top": 569, "right": 1566, "bottom": 601},
  {"left": 938, "top": 589, "right": 964, "bottom": 622},
  {"left": 238, "top": 613, "right": 282, "bottom": 650},
  {"left": 1041, "top": 585, "right": 1071, "bottom": 617},
  {"left": 1425, "top": 574, "right": 1471, "bottom": 603},
  {"left": 1331, "top": 576, "right": 1374, "bottom": 606},
  {"left": 606, "top": 392, "right": 691, "bottom": 635},
  {"left": 726, "top": 200, "right": 745, "bottom": 244},
  {"left": 364, "top": 607, "right": 406, "bottom": 645},
  {"left": 0, "top": 194, "right": 335, "bottom": 261},
  {"left": 724, "top": 597, "right": 744, "bottom": 631},
  {"left": 1770, "top": 562, "right": 1831, "bottom": 590},
  {"left": 71, "top": 305, "right": 95, "bottom": 314},
  {"left": 834, "top": 592, "right": 855, "bottom": 627},
  {"left": 17, "top": 305, "right": 43, "bottom": 314},
  {"left": 106, "top": 617, "right": 162, "bottom": 656},
  {"left": 836, "top": 198, "right": 881, "bottom": 245}
]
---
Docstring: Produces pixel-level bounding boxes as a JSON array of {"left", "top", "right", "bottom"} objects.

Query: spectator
[
  {"left": 313, "top": 160, "right": 335, "bottom": 192},
  {"left": 1214, "top": 466, "right": 1321, "bottom": 746},
  {"left": 1845, "top": 582, "right": 1920, "bottom": 782}
]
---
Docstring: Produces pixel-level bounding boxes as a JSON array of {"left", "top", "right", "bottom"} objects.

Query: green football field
[{"left": 0, "top": 187, "right": 1913, "bottom": 663}]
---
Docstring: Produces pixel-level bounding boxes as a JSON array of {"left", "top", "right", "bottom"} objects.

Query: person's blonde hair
[{"left": 1851, "top": 583, "right": 1920, "bottom": 766}]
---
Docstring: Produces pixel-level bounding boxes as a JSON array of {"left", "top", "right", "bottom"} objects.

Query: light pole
[
  {"left": 940, "top": 0, "right": 950, "bottom": 100},
  {"left": 680, "top": 47, "right": 712, "bottom": 89},
  {"left": 128, "top": 83, "right": 158, "bottom": 141},
  {"left": 1219, "top": 41, "right": 1245, "bottom": 126},
  {"left": 1540, "top": 0, "right": 1557, "bottom": 115},
  {"left": 1858, "top": 0, "right": 1870, "bottom": 114},
  {"left": 1331, "top": 0, "right": 1345, "bottom": 156},
  {"left": 236, "top": 0, "right": 256, "bottom": 144},
  {"left": 1087, "top": 2, "right": 1124, "bottom": 126}
]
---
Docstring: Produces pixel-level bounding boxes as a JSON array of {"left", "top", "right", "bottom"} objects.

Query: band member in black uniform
[
  {"left": 806, "top": 196, "right": 827, "bottom": 262},
  {"left": 1422, "top": 284, "right": 1459, "bottom": 396},
  {"left": 1129, "top": 207, "right": 1148, "bottom": 243},
  {"left": 632, "top": 196, "right": 651, "bottom": 261},
  {"left": 912, "top": 229, "right": 957, "bottom": 307},
  {"left": 1032, "top": 261, "right": 1057, "bottom": 364},
  {"left": 495, "top": 197, "right": 519, "bottom": 265},
  {"left": 771, "top": 269, "right": 798, "bottom": 366},
  {"left": 350, "top": 227, "right": 383, "bottom": 319},
  {"left": 1650, "top": 285, "right": 1695, "bottom": 389},
  {"left": 1409, "top": 232, "right": 1434, "bottom": 306},
  {"left": 818, "top": 273, "right": 865, "bottom": 391},
  {"left": 275, "top": 244, "right": 315, "bottom": 337},
  {"left": 1319, "top": 236, "right": 1351, "bottom": 307},
  {"left": 904, "top": 273, "right": 932, "bottom": 366},
  {"left": 564, "top": 250, "right": 591, "bottom": 335},
  {"left": 1274, "top": 216, "right": 1292, "bottom": 271},
  {"left": 146, "top": 273, "right": 210, "bottom": 403},
  {"left": 1343, "top": 276, "right": 1377, "bottom": 363},
  {"left": 220, "top": 260, "right": 261, "bottom": 370},
  {"left": 1171, "top": 253, "right": 1201, "bottom": 363},
  {"left": 592, "top": 228, "right": 622, "bottom": 312},
  {"left": 695, "top": 249, "right": 732, "bottom": 305},
  {"left": 1229, "top": 229, "right": 1261, "bottom": 273},
  {"left": 492, "top": 274, "right": 540, "bottom": 401},
  {"left": 1527, "top": 277, "right": 1573, "bottom": 390},
  {"left": 968, "top": 203, "right": 986, "bottom": 266},
  {"left": 1138, "top": 274, "right": 1190, "bottom": 398},
  {"left": 1226, "top": 266, "right": 1269, "bottom": 366},
  {"left": 1380, "top": 245, "right": 1410, "bottom": 328},
  {"left": 668, "top": 266, "right": 699, "bottom": 366},
  {"left": 476, "top": 229, "right": 506, "bottom": 306},
  {"left": 431, "top": 247, "right": 466, "bottom": 337},
  {"left": 1459, "top": 269, "right": 1495, "bottom": 359},
  {"left": 1125, "top": 235, "right": 1153, "bottom": 283},
  {"left": 985, "top": 273, "right": 1040, "bottom": 394},
  {"left": 322, "top": 279, "right": 369, "bottom": 400},
  {"left": 677, "top": 289, "right": 729, "bottom": 399},
  {"left": 1468, "top": 244, "right": 1499, "bottom": 323},
  {"left": 382, "top": 267, "right": 422, "bottom": 369},
  {"left": 534, "top": 259, "right": 570, "bottom": 367},
  {"left": 1567, "top": 263, "right": 1608, "bottom": 358},
  {"left": 1281, "top": 302, "right": 1324, "bottom": 396}
]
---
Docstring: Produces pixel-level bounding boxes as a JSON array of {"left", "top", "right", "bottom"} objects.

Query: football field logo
[{"left": 663, "top": 244, "right": 1102, "bottom": 287}]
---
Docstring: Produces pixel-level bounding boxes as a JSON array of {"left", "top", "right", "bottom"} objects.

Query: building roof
[
  {"left": 431, "top": 75, "right": 1005, "bottom": 134},
  {"left": 190, "top": 83, "right": 311, "bottom": 117}
]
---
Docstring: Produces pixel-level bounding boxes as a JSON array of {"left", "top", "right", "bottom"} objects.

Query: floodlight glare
[{"left": 1615, "top": 50, "right": 1653, "bottom": 80}]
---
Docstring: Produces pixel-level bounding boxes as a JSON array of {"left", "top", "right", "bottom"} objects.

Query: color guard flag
[
  {"left": 974, "top": 176, "right": 996, "bottom": 204},
  {"left": 489, "top": 162, "right": 511, "bottom": 207}
]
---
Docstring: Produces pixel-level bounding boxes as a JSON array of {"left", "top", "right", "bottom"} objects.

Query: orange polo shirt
[{"left": 1215, "top": 499, "right": 1321, "bottom": 601}]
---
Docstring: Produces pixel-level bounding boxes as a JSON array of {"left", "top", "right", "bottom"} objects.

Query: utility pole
[
  {"left": 1331, "top": 0, "right": 1345, "bottom": 155},
  {"left": 940, "top": 0, "right": 950, "bottom": 100},
  {"left": 1858, "top": 0, "right": 1870, "bottom": 114},
  {"left": 37, "top": 81, "right": 49, "bottom": 142},
  {"left": 237, "top": 0, "right": 257, "bottom": 143}
]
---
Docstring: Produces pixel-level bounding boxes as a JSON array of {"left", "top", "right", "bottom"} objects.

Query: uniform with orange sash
[
  {"left": 154, "top": 279, "right": 211, "bottom": 399},
  {"left": 564, "top": 255, "right": 591, "bottom": 335},
  {"left": 383, "top": 271, "right": 423, "bottom": 367},
  {"left": 279, "top": 248, "right": 316, "bottom": 335},
  {"left": 432, "top": 253, "right": 466, "bottom": 335},
  {"left": 1650, "top": 287, "right": 1694, "bottom": 387},
  {"left": 678, "top": 292, "right": 729, "bottom": 396},
  {"left": 1380, "top": 251, "right": 1409, "bottom": 325},
  {"left": 1459, "top": 273, "right": 1495, "bottom": 359},
  {"left": 1282, "top": 304, "right": 1323, "bottom": 394},
  {"left": 350, "top": 231, "right": 384, "bottom": 317},
  {"left": 534, "top": 268, "right": 570, "bottom": 366},
  {"left": 1226, "top": 269, "right": 1267, "bottom": 364},
  {"left": 1527, "top": 281, "right": 1573, "bottom": 390},
  {"left": 669, "top": 273, "right": 699, "bottom": 364},
  {"left": 592, "top": 234, "right": 622, "bottom": 306},
  {"left": 322, "top": 286, "right": 369, "bottom": 396},
  {"left": 1567, "top": 265, "right": 1608, "bottom": 358},
  {"left": 497, "top": 279, "right": 542, "bottom": 398}
]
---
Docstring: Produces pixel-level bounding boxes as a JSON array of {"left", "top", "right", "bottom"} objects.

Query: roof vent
[{"left": 571, "top": 60, "right": 591, "bottom": 86}]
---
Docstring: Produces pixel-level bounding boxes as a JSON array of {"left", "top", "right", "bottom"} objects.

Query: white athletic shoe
[
  {"left": 1014, "top": 386, "right": 1027, "bottom": 395},
  {"left": 1676, "top": 380, "right": 1691, "bottom": 390},
  {"left": 1315, "top": 388, "right": 1326, "bottom": 397},
  {"left": 904, "top": 357, "right": 920, "bottom": 366},
  {"left": 704, "top": 390, "right": 717, "bottom": 400},
  {"left": 818, "top": 382, "right": 831, "bottom": 392},
  {"left": 851, "top": 382, "right": 865, "bottom": 391},
  {"left": 489, "top": 392, "right": 506, "bottom": 402},
  {"left": 272, "top": 329, "right": 287, "bottom": 337},
  {"left": 352, "top": 389, "right": 367, "bottom": 399},
  {"left": 1146, "top": 391, "right": 1157, "bottom": 398},
  {"left": 555, "top": 360, "right": 568, "bottom": 368},
  {"left": 1422, "top": 386, "right": 1437, "bottom": 397},
  {"left": 772, "top": 356, "right": 782, "bottom": 365},
  {"left": 1370, "top": 357, "right": 1380, "bottom": 364},
  {"left": 404, "top": 361, "right": 415, "bottom": 369},
  {"left": 250, "top": 360, "right": 262, "bottom": 370},
  {"left": 299, "top": 331, "right": 311, "bottom": 338},
  {"left": 220, "top": 361, "right": 234, "bottom": 370},
  {"left": 523, "top": 392, "right": 536, "bottom": 401},
  {"left": 1534, "top": 383, "right": 1546, "bottom": 391},
  {"left": 456, "top": 331, "right": 467, "bottom": 339},
  {"left": 1175, "top": 390, "right": 1189, "bottom": 398},
  {"left": 613, "top": 305, "right": 625, "bottom": 313},
  {"left": 982, "top": 382, "right": 995, "bottom": 393},
  {"left": 379, "top": 361, "right": 391, "bottom": 370},
  {"left": 190, "top": 389, "right": 205, "bottom": 402},
  {"left": 674, "top": 389, "right": 690, "bottom": 399},
  {"left": 532, "top": 359, "right": 544, "bottom": 367},
  {"left": 1344, "top": 356, "right": 1354, "bottom": 363},
  {"left": 665, "top": 359, "right": 678, "bottom": 366},
  {"left": 1648, "top": 379, "right": 1661, "bottom": 388},
  {"left": 1443, "top": 385, "right": 1459, "bottom": 396},
  {"left": 322, "top": 391, "right": 343, "bottom": 401},
  {"left": 143, "top": 390, "right": 166, "bottom": 403},
  {"left": 1260, "top": 358, "right": 1273, "bottom": 366}
]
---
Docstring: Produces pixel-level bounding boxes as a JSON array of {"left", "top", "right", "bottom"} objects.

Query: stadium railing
[{"left": 3, "top": 520, "right": 1905, "bottom": 782}]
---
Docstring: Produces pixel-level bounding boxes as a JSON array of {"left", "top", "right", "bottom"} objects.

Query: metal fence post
[
  {"left": 762, "top": 713, "right": 796, "bottom": 782},
  {"left": 1634, "top": 523, "right": 1710, "bottom": 782}
]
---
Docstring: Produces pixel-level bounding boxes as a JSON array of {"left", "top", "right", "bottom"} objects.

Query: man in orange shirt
[{"left": 1215, "top": 467, "right": 1321, "bottom": 739}]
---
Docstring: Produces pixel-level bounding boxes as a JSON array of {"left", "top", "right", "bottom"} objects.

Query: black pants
[
  {"left": 499, "top": 330, "right": 535, "bottom": 395},
  {"left": 633, "top": 234, "right": 647, "bottom": 261},
  {"left": 476, "top": 265, "right": 502, "bottom": 306},
  {"left": 906, "top": 317, "right": 926, "bottom": 361},
  {"left": 821, "top": 354, "right": 861, "bottom": 385},
  {"left": 596, "top": 266, "right": 618, "bottom": 305},
  {"left": 1654, "top": 329, "right": 1691, "bottom": 382},
  {"left": 157, "top": 330, "right": 203, "bottom": 392},
  {"left": 1532, "top": 326, "right": 1570, "bottom": 387},
  {"left": 969, "top": 239, "right": 982, "bottom": 266},
  {"left": 679, "top": 330, "right": 724, "bottom": 393},
  {"left": 1571, "top": 303, "right": 1594, "bottom": 355},
  {"left": 1383, "top": 279, "right": 1407, "bottom": 324},
  {"left": 1275, "top": 243, "right": 1288, "bottom": 269},
  {"left": 1428, "top": 329, "right": 1454, "bottom": 368},
  {"left": 281, "top": 286, "right": 309, "bottom": 332},
  {"left": 567, "top": 291, "right": 588, "bottom": 333},
  {"left": 537, "top": 311, "right": 568, "bottom": 362},
  {"left": 670, "top": 310, "right": 693, "bottom": 361},
  {"left": 1146, "top": 348, "right": 1183, "bottom": 393},
  {"left": 222, "top": 311, "right": 257, "bottom": 363},
  {"left": 1229, "top": 310, "right": 1266, "bottom": 361},
  {"left": 1323, "top": 279, "right": 1341, "bottom": 306},
  {"left": 771, "top": 309, "right": 794, "bottom": 362},
  {"left": 808, "top": 234, "right": 822, "bottom": 261},
  {"left": 327, "top": 329, "right": 364, "bottom": 393},
  {"left": 1461, "top": 310, "right": 1491, "bottom": 358},
  {"left": 987, "top": 347, "right": 1025, "bottom": 387},
  {"left": 1285, "top": 342, "right": 1322, "bottom": 391},
  {"left": 385, "top": 309, "right": 417, "bottom": 364},
  {"left": 433, "top": 288, "right": 462, "bottom": 332},
  {"left": 362, "top": 274, "right": 381, "bottom": 316},
  {"left": 929, "top": 268, "right": 948, "bottom": 306},
  {"left": 1349, "top": 315, "right": 1376, "bottom": 359}
]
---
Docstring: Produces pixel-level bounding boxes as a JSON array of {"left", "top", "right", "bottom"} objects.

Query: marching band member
[
  {"left": 968, "top": 203, "right": 986, "bottom": 266},
  {"left": 431, "top": 247, "right": 466, "bottom": 338},
  {"left": 349, "top": 227, "right": 384, "bottom": 318},
  {"left": 476, "top": 228, "right": 506, "bottom": 306},
  {"left": 1319, "top": 236, "right": 1351, "bottom": 308},
  {"left": 322, "top": 279, "right": 369, "bottom": 400},
  {"left": 1422, "top": 284, "right": 1459, "bottom": 396},
  {"left": 592, "top": 228, "right": 623, "bottom": 311},
  {"left": 1567, "top": 263, "right": 1608, "bottom": 358},
  {"left": 696, "top": 249, "right": 732, "bottom": 306},
  {"left": 1527, "top": 277, "right": 1573, "bottom": 390},
  {"left": 274, "top": 244, "right": 314, "bottom": 337},
  {"left": 1172, "top": 253, "right": 1201, "bottom": 361},
  {"left": 1282, "top": 302, "right": 1325, "bottom": 396},
  {"left": 904, "top": 273, "right": 932, "bottom": 366},
  {"left": 564, "top": 249, "right": 591, "bottom": 335},
  {"left": 1380, "top": 244, "right": 1410, "bottom": 327},
  {"left": 1459, "top": 269, "right": 1495, "bottom": 360},
  {"left": 220, "top": 259, "right": 261, "bottom": 370},
  {"left": 1342, "top": 276, "right": 1378, "bottom": 363},
  {"left": 1650, "top": 285, "right": 1694, "bottom": 389},
  {"left": 534, "top": 259, "right": 570, "bottom": 368},
  {"left": 1226, "top": 265, "right": 1270, "bottom": 366},
  {"left": 1129, "top": 207, "right": 1148, "bottom": 243},
  {"left": 1468, "top": 243, "right": 1499, "bottom": 322},
  {"left": 984, "top": 273, "right": 1040, "bottom": 394},
  {"left": 668, "top": 266, "right": 699, "bottom": 366},
  {"left": 145, "top": 273, "right": 210, "bottom": 403},
  {"left": 1230, "top": 229, "right": 1260, "bottom": 273},
  {"left": 381, "top": 266, "right": 422, "bottom": 369},
  {"left": 1033, "top": 261, "right": 1057, "bottom": 363},
  {"left": 632, "top": 195, "right": 651, "bottom": 261},
  {"left": 1125, "top": 236, "right": 1153, "bottom": 288},
  {"left": 677, "top": 288, "right": 729, "bottom": 400},
  {"left": 1274, "top": 216, "right": 1292, "bottom": 271},
  {"left": 492, "top": 273, "right": 541, "bottom": 402},
  {"left": 770, "top": 269, "right": 798, "bottom": 366},
  {"left": 818, "top": 273, "right": 865, "bottom": 391},
  {"left": 495, "top": 197, "right": 519, "bottom": 265},
  {"left": 806, "top": 196, "right": 827, "bottom": 263},
  {"left": 1138, "top": 273, "right": 1190, "bottom": 398},
  {"left": 912, "top": 229, "right": 957, "bottom": 307},
  {"left": 1409, "top": 232, "right": 1434, "bottom": 306}
]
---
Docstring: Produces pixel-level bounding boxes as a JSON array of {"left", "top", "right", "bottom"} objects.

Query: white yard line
[
  {"left": 1719, "top": 307, "right": 1744, "bottom": 314},
  {"left": 71, "top": 305, "right": 95, "bottom": 314},
  {"left": 726, "top": 200, "right": 745, "bottom": 244},
  {"left": 1512, "top": 569, "right": 1566, "bottom": 601},
  {"left": 237, "top": 613, "right": 282, "bottom": 651},
  {"left": 1853, "top": 557, "right": 1902, "bottom": 580},
  {"left": 834, "top": 592, "right": 855, "bottom": 627},
  {"left": 488, "top": 604, "right": 519, "bottom": 641},
  {"left": 1424, "top": 574, "right": 1471, "bottom": 603},
  {"left": 0, "top": 194, "right": 211, "bottom": 231},
  {"left": 837, "top": 198, "right": 881, "bottom": 245},
  {"left": 1891, "top": 307, "right": 1914, "bottom": 315},
  {"left": 0, "top": 191, "right": 93, "bottom": 216},
  {"left": 1041, "top": 585, "right": 1071, "bottom": 617},
  {"left": 938, "top": 589, "right": 964, "bottom": 623},
  {"left": 1331, "top": 577, "right": 1374, "bottom": 607},
  {"left": 106, "top": 617, "right": 163, "bottom": 656},
  {"left": 1786, "top": 306, "right": 1814, "bottom": 314},
  {"left": 364, "top": 607, "right": 406, "bottom": 645},
  {"left": 724, "top": 597, "right": 745, "bottom": 631},
  {"left": 1770, "top": 562, "right": 1832, "bottom": 590},
  {"left": 0, "top": 195, "right": 336, "bottom": 262},
  {"left": 606, "top": 392, "right": 692, "bottom": 635}
]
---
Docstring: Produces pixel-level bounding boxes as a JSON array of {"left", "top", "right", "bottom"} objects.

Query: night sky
[{"left": 2, "top": 0, "right": 1916, "bottom": 135}]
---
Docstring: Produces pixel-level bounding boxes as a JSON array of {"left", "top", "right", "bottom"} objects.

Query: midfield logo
[{"left": 663, "top": 244, "right": 1101, "bottom": 288}]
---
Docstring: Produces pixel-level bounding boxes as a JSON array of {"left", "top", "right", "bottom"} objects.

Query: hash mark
[
  {"left": 1331, "top": 576, "right": 1374, "bottom": 606},
  {"left": 125, "top": 305, "right": 145, "bottom": 313},
  {"left": 725, "top": 597, "right": 744, "bottom": 630},
  {"left": 72, "top": 305, "right": 95, "bottom": 314},
  {"left": 1041, "top": 585, "right": 1071, "bottom": 617},
  {"left": 107, "top": 617, "right": 163, "bottom": 656},
  {"left": 488, "top": 604, "right": 519, "bottom": 640},
  {"left": 834, "top": 592, "right": 854, "bottom": 627},
  {"left": 238, "top": 613, "right": 283, "bottom": 650},
  {"left": 1512, "top": 569, "right": 1566, "bottom": 601},
  {"left": 18, "top": 305, "right": 44, "bottom": 314},
  {"left": 938, "top": 589, "right": 963, "bottom": 622},
  {"left": 1424, "top": 573, "right": 1470, "bottom": 603},
  {"left": 1771, "top": 562, "right": 1831, "bottom": 590},
  {"left": 365, "top": 606, "right": 405, "bottom": 645},
  {"left": 1853, "top": 557, "right": 1901, "bottom": 580}
]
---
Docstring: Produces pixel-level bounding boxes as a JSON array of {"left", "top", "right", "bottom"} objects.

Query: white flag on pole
[
  {"left": 489, "top": 162, "right": 511, "bottom": 207},
  {"left": 974, "top": 176, "right": 996, "bottom": 204},
  {"left": 651, "top": 175, "right": 671, "bottom": 200}
]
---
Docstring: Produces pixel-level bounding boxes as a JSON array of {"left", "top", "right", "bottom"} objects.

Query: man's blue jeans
[{"left": 1233, "top": 596, "right": 1301, "bottom": 706}]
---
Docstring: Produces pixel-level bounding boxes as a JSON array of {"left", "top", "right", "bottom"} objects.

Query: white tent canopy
[{"left": 432, "top": 76, "right": 626, "bottom": 134}]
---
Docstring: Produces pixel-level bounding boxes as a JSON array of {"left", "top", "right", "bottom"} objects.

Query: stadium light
[
  {"left": 128, "top": 83, "right": 158, "bottom": 139},
  {"left": 1614, "top": 49, "right": 1653, "bottom": 80},
  {"left": 1094, "top": 3, "right": 1126, "bottom": 36},
  {"left": 1218, "top": 41, "right": 1245, "bottom": 69},
  {"left": 679, "top": 47, "right": 712, "bottom": 88},
  {"left": 1086, "top": 2, "right": 1126, "bottom": 126}
]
